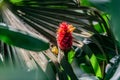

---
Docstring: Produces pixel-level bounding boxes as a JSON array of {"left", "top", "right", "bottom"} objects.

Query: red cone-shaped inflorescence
[{"left": 57, "top": 22, "right": 75, "bottom": 51}]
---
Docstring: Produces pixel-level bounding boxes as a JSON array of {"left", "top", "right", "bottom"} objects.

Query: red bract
[{"left": 57, "top": 22, "right": 75, "bottom": 51}]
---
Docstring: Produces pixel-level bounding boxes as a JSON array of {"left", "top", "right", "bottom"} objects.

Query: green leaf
[
  {"left": 68, "top": 49, "right": 75, "bottom": 63},
  {"left": 93, "top": 22, "right": 104, "bottom": 33},
  {"left": 10, "top": 0, "right": 23, "bottom": 3},
  {"left": 83, "top": 45, "right": 103, "bottom": 78},
  {"left": 0, "top": 23, "right": 49, "bottom": 51},
  {"left": 89, "top": 54, "right": 102, "bottom": 78},
  {"left": 58, "top": 70, "right": 68, "bottom": 80},
  {"left": 59, "top": 51, "right": 78, "bottom": 80},
  {"left": 80, "top": 0, "right": 91, "bottom": 6},
  {"left": 80, "top": 63, "right": 92, "bottom": 73},
  {"left": 9, "top": 0, "right": 24, "bottom": 6},
  {"left": 95, "top": 53, "right": 106, "bottom": 61}
]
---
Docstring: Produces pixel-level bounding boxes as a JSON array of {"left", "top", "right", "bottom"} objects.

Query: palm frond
[{"left": 0, "top": 0, "right": 118, "bottom": 80}]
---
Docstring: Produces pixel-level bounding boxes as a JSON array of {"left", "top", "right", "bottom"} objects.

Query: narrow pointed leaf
[
  {"left": 83, "top": 45, "right": 103, "bottom": 78},
  {"left": 89, "top": 54, "right": 102, "bottom": 78},
  {"left": 68, "top": 49, "right": 75, "bottom": 63}
]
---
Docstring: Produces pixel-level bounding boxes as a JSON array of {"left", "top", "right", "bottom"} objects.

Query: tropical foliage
[{"left": 0, "top": 0, "right": 120, "bottom": 80}]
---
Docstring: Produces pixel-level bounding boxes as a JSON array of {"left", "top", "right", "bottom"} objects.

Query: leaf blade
[{"left": 0, "top": 23, "right": 49, "bottom": 51}]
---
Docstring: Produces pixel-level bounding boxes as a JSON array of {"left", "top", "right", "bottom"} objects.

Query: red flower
[{"left": 57, "top": 22, "right": 75, "bottom": 51}]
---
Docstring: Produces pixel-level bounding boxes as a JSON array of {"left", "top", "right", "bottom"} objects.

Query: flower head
[{"left": 57, "top": 22, "right": 75, "bottom": 51}]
